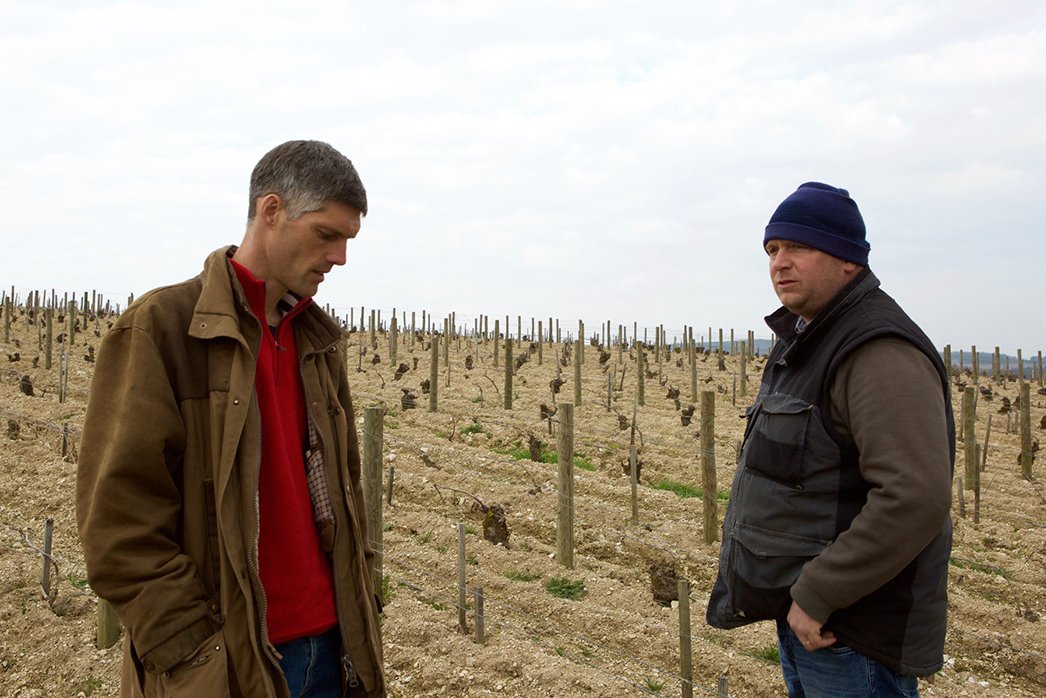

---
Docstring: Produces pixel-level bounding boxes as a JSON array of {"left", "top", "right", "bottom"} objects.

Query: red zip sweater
[{"left": 231, "top": 260, "right": 337, "bottom": 646}]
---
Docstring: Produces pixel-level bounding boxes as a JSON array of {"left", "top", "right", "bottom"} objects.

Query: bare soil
[{"left": 1, "top": 308, "right": 1044, "bottom": 697}]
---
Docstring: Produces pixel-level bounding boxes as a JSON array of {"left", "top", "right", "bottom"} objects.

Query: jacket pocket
[
  {"left": 744, "top": 393, "right": 813, "bottom": 487},
  {"left": 158, "top": 628, "right": 231, "bottom": 697},
  {"left": 724, "top": 523, "right": 828, "bottom": 622}
]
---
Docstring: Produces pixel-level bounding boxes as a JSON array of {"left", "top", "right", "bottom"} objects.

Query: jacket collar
[
  {"left": 766, "top": 267, "right": 879, "bottom": 364},
  {"left": 188, "top": 246, "right": 343, "bottom": 353}
]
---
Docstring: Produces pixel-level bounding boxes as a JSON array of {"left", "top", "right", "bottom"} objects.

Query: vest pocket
[
  {"left": 725, "top": 523, "right": 828, "bottom": 621},
  {"left": 745, "top": 394, "right": 813, "bottom": 488}
]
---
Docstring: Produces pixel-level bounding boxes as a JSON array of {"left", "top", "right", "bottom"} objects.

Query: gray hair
[{"left": 247, "top": 140, "right": 367, "bottom": 222}]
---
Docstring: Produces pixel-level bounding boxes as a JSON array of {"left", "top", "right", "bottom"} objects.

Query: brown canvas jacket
[{"left": 76, "top": 247, "right": 385, "bottom": 697}]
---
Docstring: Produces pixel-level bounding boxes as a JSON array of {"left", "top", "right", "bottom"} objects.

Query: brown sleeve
[
  {"left": 790, "top": 337, "right": 952, "bottom": 623},
  {"left": 76, "top": 324, "right": 218, "bottom": 673}
]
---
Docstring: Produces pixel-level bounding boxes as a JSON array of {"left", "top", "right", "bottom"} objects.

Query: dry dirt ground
[{"left": 1, "top": 306, "right": 1044, "bottom": 697}]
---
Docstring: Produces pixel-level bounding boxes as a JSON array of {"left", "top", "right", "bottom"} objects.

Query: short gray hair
[{"left": 247, "top": 140, "right": 367, "bottom": 222}]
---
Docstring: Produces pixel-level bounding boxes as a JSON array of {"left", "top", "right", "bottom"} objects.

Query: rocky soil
[{"left": 1, "top": 305, "right": 1044, "bottom": 697}]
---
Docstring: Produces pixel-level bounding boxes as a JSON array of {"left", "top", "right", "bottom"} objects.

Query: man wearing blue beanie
[{"left": 708, "top": 183, "right": 954, "bottom": 697}]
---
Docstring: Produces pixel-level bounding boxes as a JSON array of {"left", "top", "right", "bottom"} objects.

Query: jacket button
[
  {"left": 200, "top": 322, "right": 207, "bottom": 329},
  {"left": 233, "top": 399, "right": 240, "bottom": 406}
]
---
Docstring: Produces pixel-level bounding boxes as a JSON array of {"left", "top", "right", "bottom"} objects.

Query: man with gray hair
[
  {"left": 78, "top": 140, "right": 385, "bottom": 697},
  {"left": 707, "top": 182, "right": 953, "bottom": 697}
]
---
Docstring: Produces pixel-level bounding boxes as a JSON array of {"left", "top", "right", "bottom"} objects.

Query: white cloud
[{"left": 1, "top": 1, "right": 1044, "bottom": 352}]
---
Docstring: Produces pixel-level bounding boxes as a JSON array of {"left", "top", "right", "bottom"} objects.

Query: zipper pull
[{"left": 343, "top": 656, "right": 359, "bottom": 688}]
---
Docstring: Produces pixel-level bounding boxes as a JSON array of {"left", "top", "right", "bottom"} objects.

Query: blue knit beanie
[{"left": 763, "top": 182, "right": 869, "bottom": 265}]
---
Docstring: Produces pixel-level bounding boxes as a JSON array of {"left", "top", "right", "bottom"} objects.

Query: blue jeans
[
  {"left": 776, "top": 621, "right": 919, "bottom": 697},
  {"left": 275, "top": 626, "right": 342, "bottom": 698}
]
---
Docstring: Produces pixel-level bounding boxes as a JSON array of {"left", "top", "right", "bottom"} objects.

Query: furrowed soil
[{"left": 1, "top": 307, "right": 1044, "bottom": 697}]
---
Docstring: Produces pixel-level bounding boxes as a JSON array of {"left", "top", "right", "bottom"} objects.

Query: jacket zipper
[
  {"left": 241, "top": 308, "right": 281, "bottom": 679},
  {"left": 299, "top": 343, "right": 360, "bottom": 691},
  {"left": 248, "top": 396, "right": 281, "bottom": 674}
]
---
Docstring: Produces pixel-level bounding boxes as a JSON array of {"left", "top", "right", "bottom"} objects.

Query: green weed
[
  {"left": 546, "top": 576, "right": 586, "bottom": 601},
  {"left": 949, "top": 556, "right": 1013, "bottom": 580},
  {"left": 745, "top": 644, "right": 780, "bottom": 663},
  {"left": 650, "top": 480, "right": 729, "bottom": 501}
]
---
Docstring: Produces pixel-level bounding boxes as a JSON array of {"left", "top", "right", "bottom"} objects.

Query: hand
[{"left": 787, "top": 601, "right": 836, "bottom": 651}]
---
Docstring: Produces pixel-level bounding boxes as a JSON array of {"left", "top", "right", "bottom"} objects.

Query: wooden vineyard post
[
  {"left": 362, "top": 406, "right": 384, "bottom": 589},
  {"left": 701, "top": 391, "right": 717, "bottom": 544},
  {"left": 58, "top": 349, "right": 68, "bottom": 404},
  {"left": 557, "top": 402, "right": 575, "bottom": 569},
  {"left": 493, "top": 319, "right": 500, "bottom": 368},
  {"left": 574, "top": 338, "right": 582, "bottom": 406},
  {"left": 39, "top": 518, "right": 54, "bottom": 600},
  {"left": 2, "top": 293, "right": 9, "bottom": 344},
  {"left": 739, "top": 341, "right": 747, "bottom": 396},
  {"left": 678, "top": 578, "right": 693, "bottom": 698},
  {"left": 974, "top": 444, "right": 981, "bottom": 524},
  {"left": 389, "top": 314, "right": 398, "bottom": 365},
  {"left": 955, "top": 476, "right": 966, "bottom": 518},
  {"left": 97, "top": 599, "right": 121, "bottom": 649},
  {"left": 690, "top": 341, "right": 697, "bottom": 403},
  {"left": 606, "top": 373, "right": 612, "bottom": 412},
  {"left": 429, "top": 335, "right": 439, "bottom": 412},
  {"left": 385, "top": 466, "right": 395, "bottom": 506},
  {"left": 45, "top": 307, "right": 53, "bottom": 370},
  {"left": 943, "top": 344, "right": 952, "bottom": 387},
  {"left": 457, "top": 522, "right": 467, "bottom": 632},
  {"left": 981, "top": 414, "right": 992, "bottom": 471},
  {"left": 578, "top": 320, "right": 584, "bottom": 363},
  {"left": 443, "top": 318, "right": 450, "bottom": 375},
  {"left": 630, "top": 396, "right": 639, "bottom": 525},
  {"left": 537, "top": 321, "right": 543, "bottom": 365},
  {"left": 504, "top": 337, "right": 513, "bottom": 410},
  {"left": 656, "top": 326, "right": 663, "bottom": 375},
  {"left": 972, "top": 345, "right": 979, "bottom": 384},
  {"left": 637, "top": 347, "right": 645, "bottom": 406},
  {"left": 1020, "top": 381, "right": 1033, "bottom": 480},
  {"left": 963, "top": 387, "right": 976, "bottom": 490},
  {"left": 66, "top": 300, "right": 75, "bottom": 347},
  {"left": 473, "top": 588, "right": 485, "bottom": 644}
]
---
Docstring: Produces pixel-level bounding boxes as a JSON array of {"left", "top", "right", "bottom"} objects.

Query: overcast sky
[{"left": 2, "top": 1, "right": 1043, "bottom": 354}]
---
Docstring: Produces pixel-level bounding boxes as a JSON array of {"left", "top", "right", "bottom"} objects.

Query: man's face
[
  {"left": 765, "top": 239, "right": 857, "bottom": 322},
  {"left": 265, "top": 200, "right": 362, "bottom": 298}
]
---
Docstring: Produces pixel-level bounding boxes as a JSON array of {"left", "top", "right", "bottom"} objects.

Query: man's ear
[{"left": 257, "top": 193, "right": 283, "bottom": 225}]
